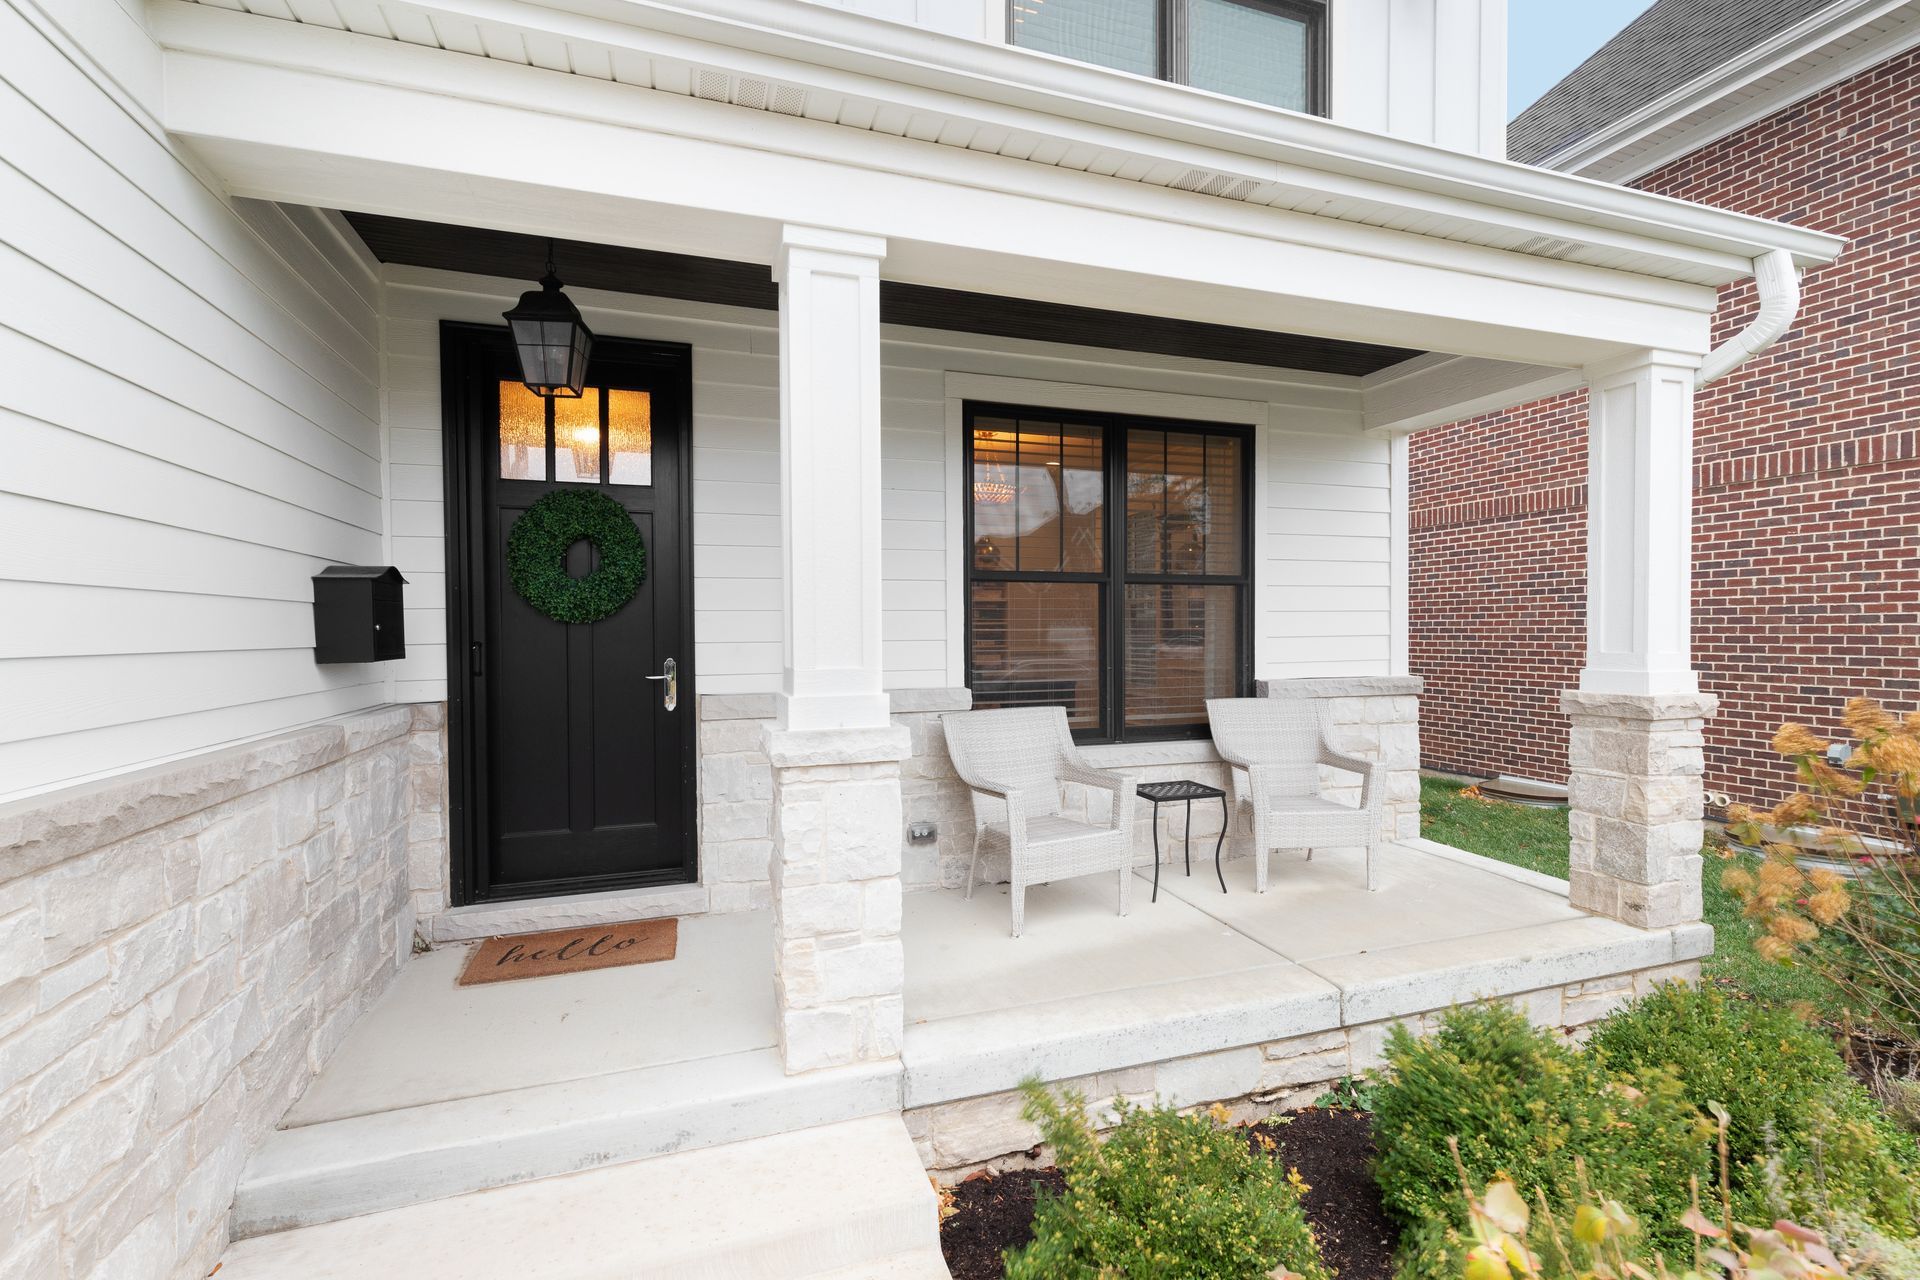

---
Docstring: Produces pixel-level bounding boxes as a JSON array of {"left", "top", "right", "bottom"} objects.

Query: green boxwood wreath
[{"left": 506, "top": 489, "right": 647, "bottom": 624}]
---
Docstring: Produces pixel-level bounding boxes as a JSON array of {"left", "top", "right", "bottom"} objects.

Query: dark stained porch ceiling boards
[{"left": 343, "top": 213, "right": 1423, "bottom": 378}]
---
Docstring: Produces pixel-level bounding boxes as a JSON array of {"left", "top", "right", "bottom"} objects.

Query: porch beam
[
  {"left": 148, "top": 0, "right": 1844, "bottom": 275},
  {"left": 156, "top": 23, "right": 1727, "bottom": 366}
]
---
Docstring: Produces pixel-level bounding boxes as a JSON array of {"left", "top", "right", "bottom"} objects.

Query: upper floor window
[{"left": 1009, "top": 0, "right": 1324, "bottom": 114}]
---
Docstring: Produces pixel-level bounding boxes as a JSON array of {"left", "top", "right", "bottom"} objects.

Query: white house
[{"left": 0, "top": 1, "right": 1844, "bottom": 1276}]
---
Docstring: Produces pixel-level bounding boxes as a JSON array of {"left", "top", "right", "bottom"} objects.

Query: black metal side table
[{"left": 1136, "top": 780, "right": 1229, "bottom": 902}]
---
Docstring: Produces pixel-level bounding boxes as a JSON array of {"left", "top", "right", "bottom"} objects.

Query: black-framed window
[
  {"left": 1007, "top": 0, "right": 1326, "bottom": 115},
  {"left": 965, "top": 402, "right": 1253, "bottom": 743}
]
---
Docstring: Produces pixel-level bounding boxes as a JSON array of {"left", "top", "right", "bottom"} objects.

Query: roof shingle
[{"left": 1508, "top": 0, "right": 1841, "bottom": 167}]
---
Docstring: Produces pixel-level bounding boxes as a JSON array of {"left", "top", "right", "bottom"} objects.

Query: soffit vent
[
  {"left": 768, "top": 83, "right": 807, "bottom": 116},
  {"left": 1511, "top": 234, "right": 1586, "bottom": 260},
  {"left": 691, "top": 67, "right": 807, "bottom": 116},
  {"left": 1170, "top": 168, "right": 1259, "bottom": 200}
]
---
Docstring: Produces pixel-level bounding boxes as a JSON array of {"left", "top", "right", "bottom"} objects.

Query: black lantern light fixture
[{"left": 503, "top": 240, "right": 594, "bottom": 398}]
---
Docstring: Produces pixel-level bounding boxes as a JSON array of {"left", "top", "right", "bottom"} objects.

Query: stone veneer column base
[
  {"left": 1562, "top": 690, "right": 1718, "bottom": 929},
  {"left": 1259, "top": 676, "right": 1424, "bottom": 842},
  {"left": 765, "top": 724, "right": 912, "bottom": 1074}
]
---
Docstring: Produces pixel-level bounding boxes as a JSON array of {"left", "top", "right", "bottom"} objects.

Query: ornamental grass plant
[
  {"left": 1001, "top": 1080, "right": 1330, "bottom": 1280},
  {"left": 1722, "top": 698, "right": 1920, "bottom": 1051},
  {"left": 1448, "top": 1121, "right": 1859, "bottom": 1280}
]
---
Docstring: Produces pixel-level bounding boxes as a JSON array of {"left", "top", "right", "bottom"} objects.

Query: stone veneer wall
[
  {"left": 1259, "top": 676, "right": 1424, "bottom": 844},
  {"left": 402, "top": 705, "right": 451, "bottom": 924},
  {"left": 697, "top": 676, "right": 1423, "bottom": 904},
  {"left": 908, "top": 956, "right": 1701, "bottom": 1176},
  {"left": 0, "top": 706, "right": 422, "bottom": 1280},
  {"left": 698, "top": 690, "right": 979, "bottom": 908}
]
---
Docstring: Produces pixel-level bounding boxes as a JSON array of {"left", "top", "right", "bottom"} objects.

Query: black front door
[{"left": 443, "top": 323, "right": 695, "bottom": 903}]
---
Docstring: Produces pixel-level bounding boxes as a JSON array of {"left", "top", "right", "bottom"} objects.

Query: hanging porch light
[{"left": 503, "top": 240, "right": 594, "bottom": 398}]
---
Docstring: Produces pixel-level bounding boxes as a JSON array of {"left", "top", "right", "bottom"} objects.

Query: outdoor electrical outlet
[{"left": 908, "top": 821, "right": 938, "bottom": 844}]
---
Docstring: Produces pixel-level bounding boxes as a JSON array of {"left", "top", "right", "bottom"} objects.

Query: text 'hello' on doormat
[{"left": 457, "top": 918, "right": 678, "bottom": 986}]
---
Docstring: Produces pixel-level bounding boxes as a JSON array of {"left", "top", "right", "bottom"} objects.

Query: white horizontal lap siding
[
  {"left": 382, "top": 279, "right": 1388, "bottom": 702},
  {"left": 382, "top": 282, "right": 787, "bottom": 702},
  {"left": 878, "top": 326, "right": 1386, "bottom": 689},
  {"left": 879, "top": 362, "right": 950, "bottom": 689},
  {"left": 0, "top": 5, "right": 386, "bottom": 802},
  {"left": 383, "top": 271, "right": 953, "bottom": 702},
  {"left": 1263, "top": 424, "right": 1392, "bottom": 677}
]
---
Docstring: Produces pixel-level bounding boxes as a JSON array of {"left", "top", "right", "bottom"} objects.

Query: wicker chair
[
  {"left": 942, "top": 706, "right": 1135, "bottom": 937},
  {"left": 1206, "top": 697, "right": 1383, "bottom": 893}
]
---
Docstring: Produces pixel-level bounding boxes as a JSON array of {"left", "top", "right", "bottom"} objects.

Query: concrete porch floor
[
  {"left": 899, "top": 839, "right": 1709, "bottom": 1107},
  {"left": 239, "top": 841, "right": 1710, "bottom": 1233}
]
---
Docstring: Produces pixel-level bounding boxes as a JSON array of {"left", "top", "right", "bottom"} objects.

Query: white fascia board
[
  {"left": 1359, "top": 352, "right": 1583, "bottom": 436},
  {"left": 156, "top": 21, "right": 1721, "bottom": 364},
  {"left": 1538, "top": 0, "right": 1920, "bottom": 182},
  {"left": 503, "top": 0, "right": 1845, "bottom": 268},
  {"left": 155, "top": 0, "right": 1843, "bottom": 277}
]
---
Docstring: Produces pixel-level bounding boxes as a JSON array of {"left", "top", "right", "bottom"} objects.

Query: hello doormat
[{"left": 456, "top": 918, "right": 678, "bottom": 986}]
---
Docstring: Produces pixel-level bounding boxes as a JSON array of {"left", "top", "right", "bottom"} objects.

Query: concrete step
[
  {"left": 234, "top": 1048, "right": 902, "bottom": 1236},
  {"left": 217, "top": 1116, "right": 946, "bottom": 1280},
  {"left": 816, "top": 1248, "right": 954, "bottom": 1278}
]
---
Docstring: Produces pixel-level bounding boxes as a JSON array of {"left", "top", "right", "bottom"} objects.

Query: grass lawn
[{"left": 1419, "top": 775, "right": 1837, "bottom": 1009}]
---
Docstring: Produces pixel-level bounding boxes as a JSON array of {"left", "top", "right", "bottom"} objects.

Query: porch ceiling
[{"left": 344, "top": 212, "right": 1422, "bottom": 377}]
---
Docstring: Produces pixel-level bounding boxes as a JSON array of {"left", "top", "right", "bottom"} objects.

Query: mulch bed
[
  {"left": 1272, "top": 1108, "right": 1397, "bottom": 1280},
  {"left": 937, "top": 1108, "right": 1397, "bottom": 1280},
  {"left": 940, "top": 1167, "right": 1065, "bottom": 1280}
]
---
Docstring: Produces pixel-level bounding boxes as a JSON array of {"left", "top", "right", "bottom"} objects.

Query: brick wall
[{"left": 1411, "top": 45, "right": 1920, "bottom": 805}]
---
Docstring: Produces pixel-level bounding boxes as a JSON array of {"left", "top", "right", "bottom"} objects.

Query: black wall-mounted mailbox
[{"left": 312, "top": 565, "right": 407, "bottom": 663}]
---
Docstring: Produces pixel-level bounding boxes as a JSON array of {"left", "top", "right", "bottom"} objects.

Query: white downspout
[{"left": 1695, "top": 248, "right": 1800, "bottom": 386}]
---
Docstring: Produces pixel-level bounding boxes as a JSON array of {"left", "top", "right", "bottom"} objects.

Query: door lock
[{"left": 644, "top": 657, "right": 677, "bottom": 711}]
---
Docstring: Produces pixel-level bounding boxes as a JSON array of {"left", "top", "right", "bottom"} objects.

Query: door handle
[{"left": 644, "top": 657, "right": 677, "bottom": 711}]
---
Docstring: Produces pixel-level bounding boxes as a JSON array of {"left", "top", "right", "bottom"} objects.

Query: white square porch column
[
  {"left": 764, "top": 226, "right": 910, "bottom": 1073},
  {"left": 1564, "top": 350, "right": 1717, "bottom": 931},
  {"left": 773, "top": 224, "right": 890, "bottom": 733}
]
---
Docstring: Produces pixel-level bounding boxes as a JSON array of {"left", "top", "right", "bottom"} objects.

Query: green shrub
[
  {"left": 1370, "top": 1003, "right": 1713, "bottom": 1278},
  {"left": 1588, "top": 982, "right": 1920, "bottom": 1237},
  {"left": 1002, "top": 1081, "right": 1330, "bottom": 1280}
]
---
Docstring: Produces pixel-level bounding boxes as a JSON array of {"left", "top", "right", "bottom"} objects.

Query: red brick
[{"left": 1411, "top": 48, "right": 1920, "bottom": 805}]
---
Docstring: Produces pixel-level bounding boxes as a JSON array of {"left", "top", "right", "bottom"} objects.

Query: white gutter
[{"left": 1696, "top": 248, "right": 1800, "bottom": 385}]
